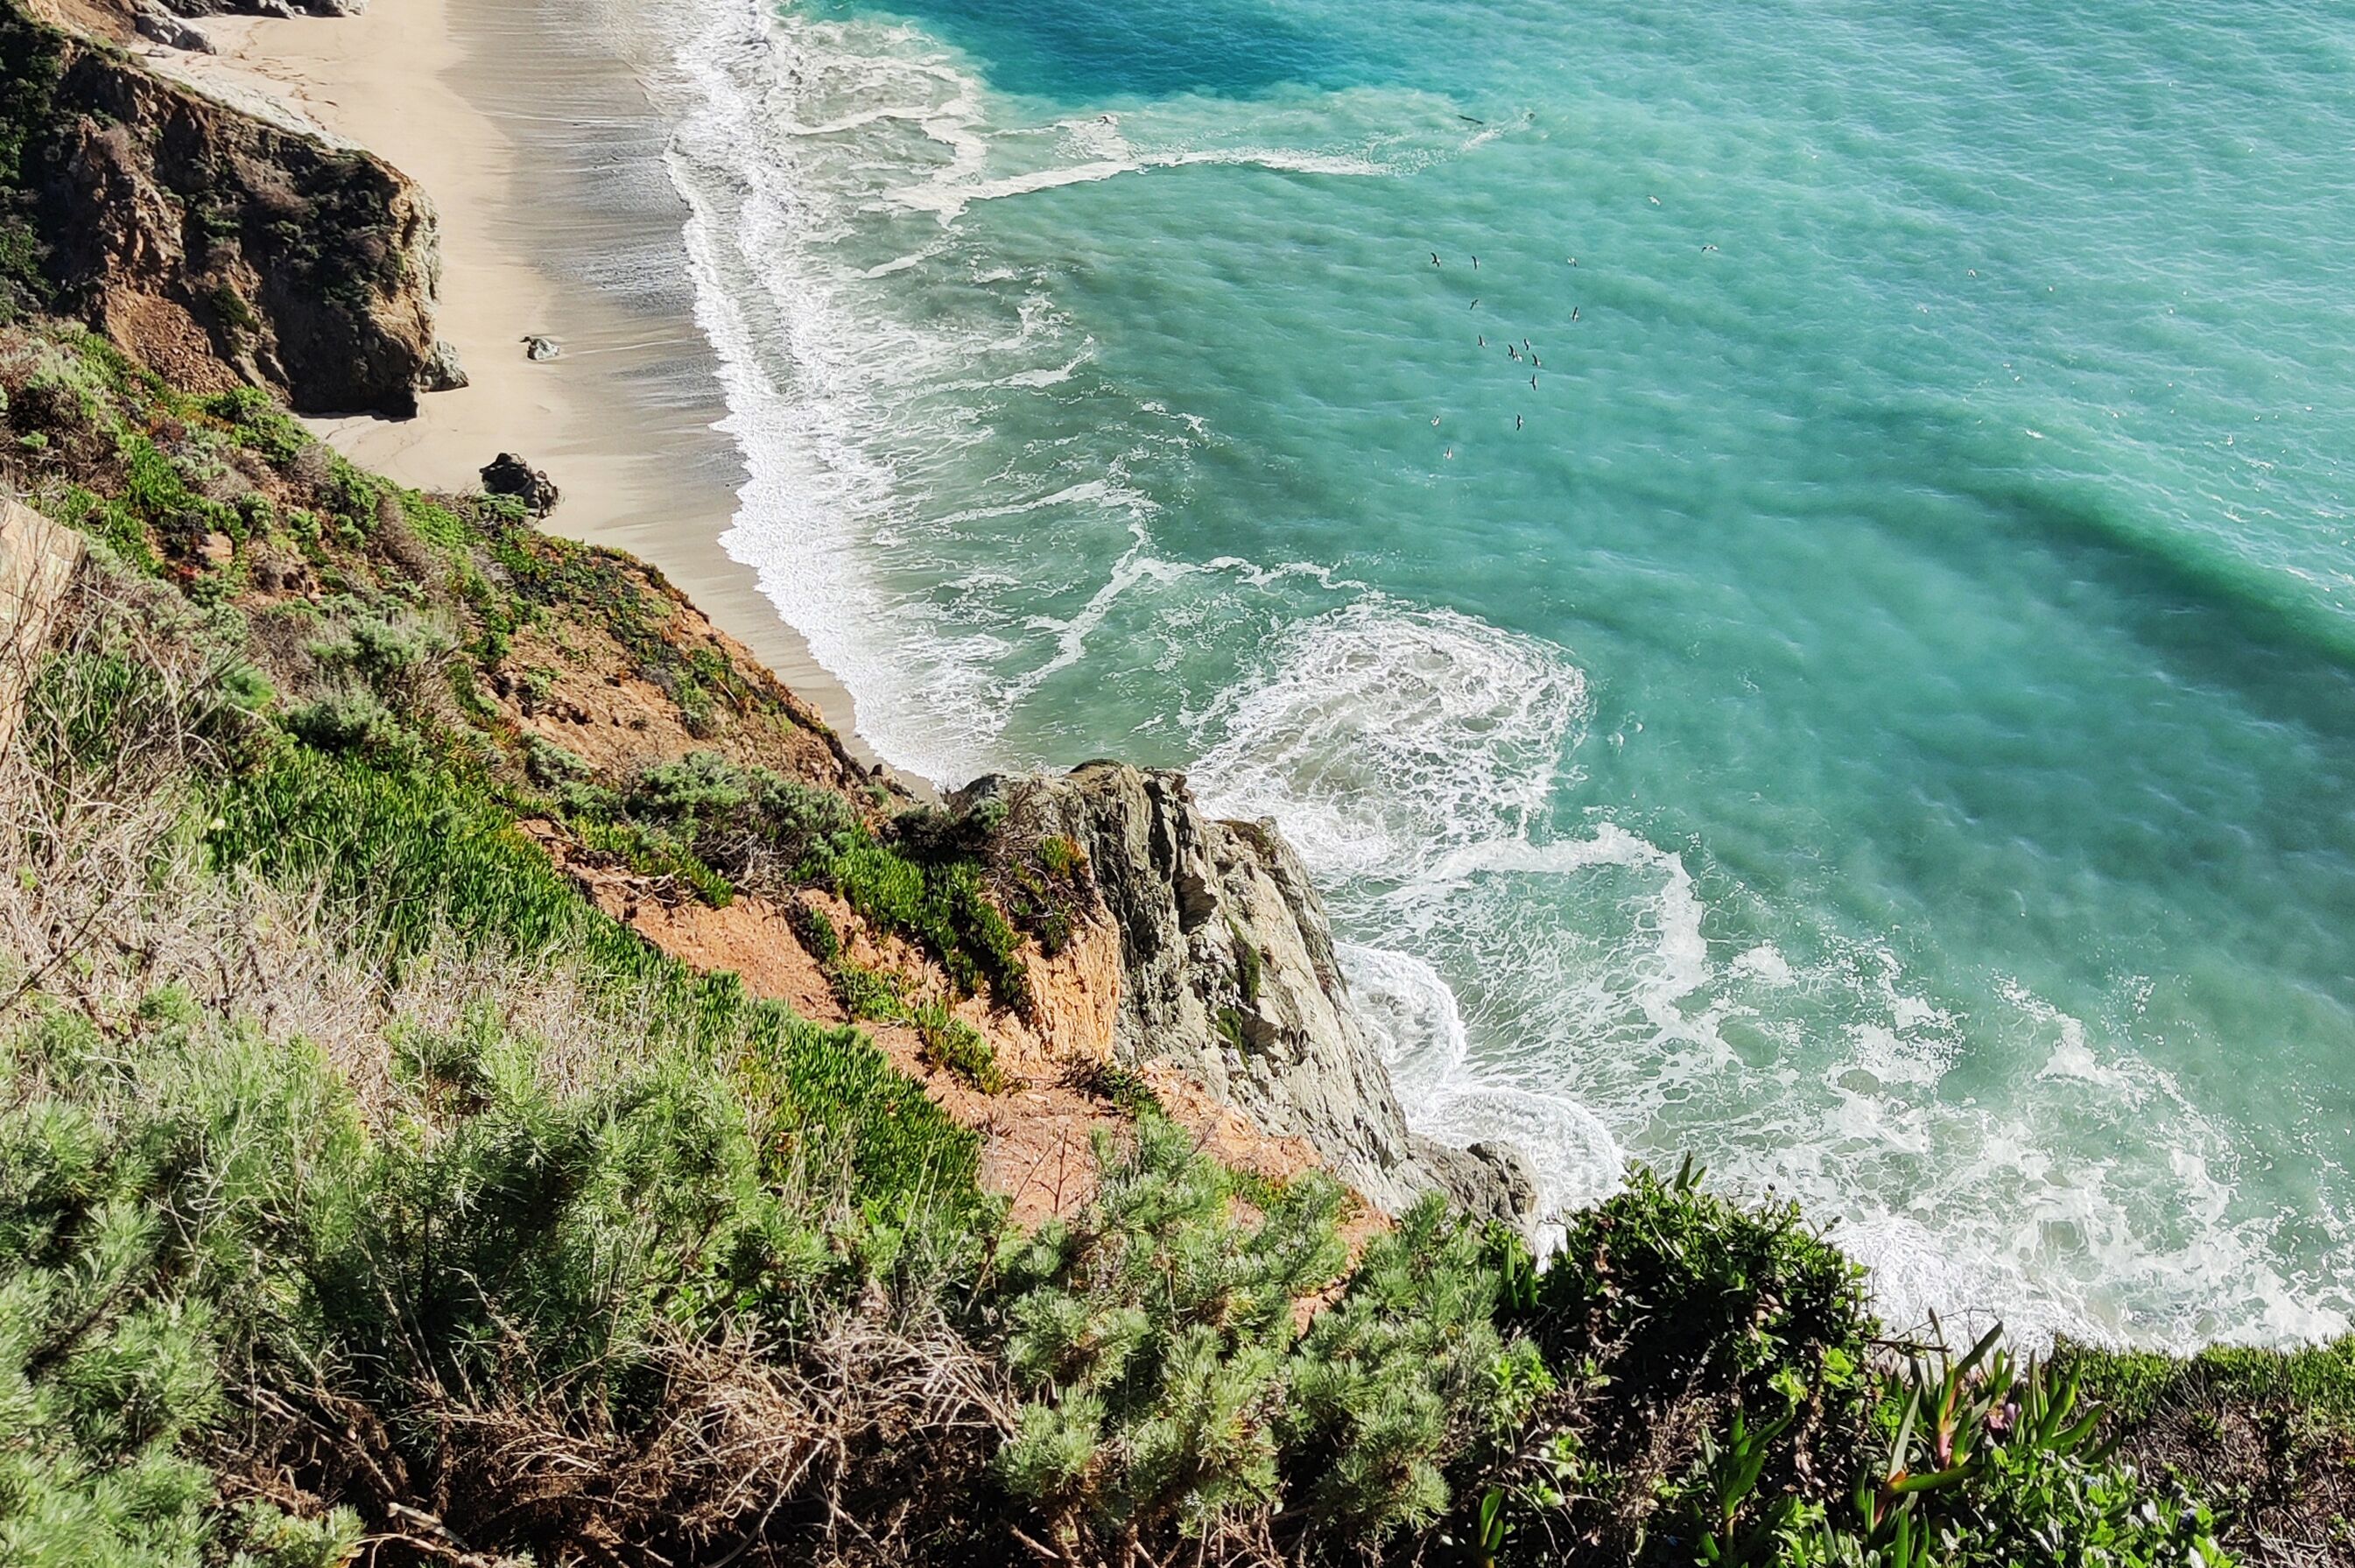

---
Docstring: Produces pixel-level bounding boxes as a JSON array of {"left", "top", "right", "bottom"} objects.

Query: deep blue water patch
[{"left": 831, "top": 0, "right": 1365, "bottom": 101}]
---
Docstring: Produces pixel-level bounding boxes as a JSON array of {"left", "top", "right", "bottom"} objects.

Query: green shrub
[
  {"left": 1526, "top": 1157, "right": 1875, "bottom": 1468},
  {"left": 0, "top": 1005, "right": 366, "bottom": 1568},
  {"left": 1061, "top": 1058, "right": 1163, "bottom": 1119},
  {"left": 827, "top": 956, "right": 906, "bottom": 1023},
  {"left": 1037, "top": 833, "right": 1082, "bottom": 880},
  {"left": 308, "top": 598, "right": 450, "bottom": 683},
  {"left": 914, "top": 1001, "right": 1006, "bottom": 1094},
  {"left": 993, "top": 1116, "right": 1351, "bottom": 1543},
  {"left": 1781, "top": 1335, "right": 2233, "bottom": 1567},
  {"left": 1283, "top": 1198, "right": 1550, "bottom": 1541},
  {"left": 200, "top": 744, "right": 978, "bottom": 1207},
  {"left": 284, "top": 689, "right": 404, "bottom": 757},
  {"left": 523, "top": 733, "right": 593, "bottom": 788},
  {"left": 622, "top": 753, "right": 1030, "bottom": 1011},
  {"left": 786, "top": 900, "right": 840, "bottom": 964}
]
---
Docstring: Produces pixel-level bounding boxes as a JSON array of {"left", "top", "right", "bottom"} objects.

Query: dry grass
[
  {"left": 0, "top": 566, "right": 1031, "bottom": 1568},
  {"left": 0, "top": 566, "right": 648, "bottom": 1126},
  {"left": 227, "top": 1309, "right": 1018, "bottom": 1568}
]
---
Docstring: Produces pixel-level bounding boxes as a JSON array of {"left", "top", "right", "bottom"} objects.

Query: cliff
[
  {"left": 0, "top": 23, "right": 2322, "bottom": 1564},
  {"left": 0, "top": 0, "right": 1534, "bottom": 1227},
  {"left": 961, "top": 763, "right": 1537, "bottom": 1222},
  {"left": 0, "top": 1, "right": 447, "bottom": 412}
]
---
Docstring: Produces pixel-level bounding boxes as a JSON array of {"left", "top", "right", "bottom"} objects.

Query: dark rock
[
  {"left": 523, "top": 334, "right": 561, "bottom": 362},
  {"left": 12, "top": 16, "right": 442, "bottom": 414},
  {"left": 480, "top": 453, "right": 559, "bottom": 517},
  {"left": 1413, "top": 1136, "right": 1540, "bottom": 1227}
]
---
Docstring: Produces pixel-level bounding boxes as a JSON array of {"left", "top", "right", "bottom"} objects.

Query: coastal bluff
[
  {"left": 1, "top": 0, "right": 447, "bottom": 412},
  {"left": 0, "top": 0, "right": 1538, "bottom": 1234}
]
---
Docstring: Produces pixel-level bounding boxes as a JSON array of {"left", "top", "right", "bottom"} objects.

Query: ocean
[{"left": 636, "top": 0, "right": 2355, "bottom": 1347}]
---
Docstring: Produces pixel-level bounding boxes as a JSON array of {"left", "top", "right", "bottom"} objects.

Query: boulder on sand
[{"left": 480, "top": 453, "right": 559, "bottom": 517}]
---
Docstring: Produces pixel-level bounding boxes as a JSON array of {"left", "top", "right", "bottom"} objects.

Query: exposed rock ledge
[{"left": 960, "top": 762, "right": 1539, "bottom": 1227}]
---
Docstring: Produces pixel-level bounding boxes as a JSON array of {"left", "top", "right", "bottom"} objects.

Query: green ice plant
[{"left": 1784, "top": 1322, "right": 2235, "bottom": 1567}]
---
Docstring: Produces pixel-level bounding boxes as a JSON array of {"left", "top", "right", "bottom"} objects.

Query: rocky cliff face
[
  {"left": 961, "top": 762, "right": 1537, "bottom": 1225},
  {"left": 0, "top": 4, "right": 443, "bottom": 413}
]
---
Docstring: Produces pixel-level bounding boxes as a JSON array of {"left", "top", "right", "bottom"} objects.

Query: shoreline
[{"left": 174, "top": 0, "right": 913, "bottom": 785}]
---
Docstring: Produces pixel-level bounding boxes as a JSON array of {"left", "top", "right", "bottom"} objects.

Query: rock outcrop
[
  {"left": 0, "top": 4, "right": 441, "bottom": 413},
  {"left": 481, "top": 452, "right": 559, "bottom": 516},
  {"left": 130, "top": 2, "right": 211, "bottom": 50},
  {"left": 144, "top": 0, "right": 362, "bottom": 25},
  {"left": 961, "top": 762, "right": 1536, "bottom": 1223},
  {"left": 418, "top": 338, "right": 467, "bottom": 390},
  {"left": 0, "top": 500, "right": 86, "bottom": 759}
]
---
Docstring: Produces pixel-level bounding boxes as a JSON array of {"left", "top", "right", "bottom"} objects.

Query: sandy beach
[{"left": 153, "top": 0, "right": 900, "bottom": 777}]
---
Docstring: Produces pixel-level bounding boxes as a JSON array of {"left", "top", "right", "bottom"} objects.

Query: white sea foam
[
  {"left": 643, "top": 0, "right": 1484, "bottom": 782},
  {"left": 886, "top": 95, "right": 1474, "bottom": 221},
  {"left": 1182, "top": 592, "right": 2351, "bottom": 1347},
  {"left": 1344, "top": 940, "right": 1624, "bottom": 1241},
  {"left": 1192, "top": 598, "right": 1590, "bottom": 876}
]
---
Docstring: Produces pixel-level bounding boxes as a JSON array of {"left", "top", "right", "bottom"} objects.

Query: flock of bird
[{"left": 1424, "top": 249, "right": 1585, "bottom": 458}]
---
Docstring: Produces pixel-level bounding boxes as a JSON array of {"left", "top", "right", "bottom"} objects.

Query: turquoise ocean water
[{"left": 643, "top": 0, "right": 2355, "bottom": 1346}]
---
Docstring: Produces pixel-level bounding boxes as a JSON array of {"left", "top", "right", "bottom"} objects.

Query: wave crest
[{"left": 1192, "top": 599, "right": 1589, "bottom": 877}]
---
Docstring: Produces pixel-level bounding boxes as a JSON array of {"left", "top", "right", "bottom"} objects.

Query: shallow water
[{"left": 639, "top": 0, "right": 2355, "bottom": 1347}]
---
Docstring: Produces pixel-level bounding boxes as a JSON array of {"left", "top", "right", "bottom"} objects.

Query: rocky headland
[{"left": 0, "top": 1, "right": 2343, "bottom": 1564}]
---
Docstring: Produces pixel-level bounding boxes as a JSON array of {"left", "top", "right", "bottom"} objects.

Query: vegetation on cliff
[
  {"left": 0, "top": 0, "right": 440, "bottom": 413},
  {"left": 1, "top": 318, "right": 2351, "bottom": 1568}
]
